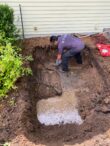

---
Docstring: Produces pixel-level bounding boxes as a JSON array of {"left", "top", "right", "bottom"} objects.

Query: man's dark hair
[{"left": 50, "top": 36, "right": 58, "bottom": 42}]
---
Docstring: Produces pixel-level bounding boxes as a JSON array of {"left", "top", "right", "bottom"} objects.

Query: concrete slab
[{"left": 37, "top": 91, "right": 83, "bottom": 126}]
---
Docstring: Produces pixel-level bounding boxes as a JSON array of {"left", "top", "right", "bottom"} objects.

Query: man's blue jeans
[{"left": 62, "top": 49, "right": 82, "bottom": 71}]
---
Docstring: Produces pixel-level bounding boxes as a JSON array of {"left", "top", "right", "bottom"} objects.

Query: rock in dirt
[
  {"left": 95, "top": 105, "right": 110, "bottom": 113},
  {"left": 101, "top": 106, "right": 110, "bottom": 113},
  {"left": 104, "top": 97, "right": 110, "bottom": 104}
]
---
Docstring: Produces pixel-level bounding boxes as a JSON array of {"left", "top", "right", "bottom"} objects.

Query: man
[{"left": 50, "top": 34, "right": 85, "bottom": 72}]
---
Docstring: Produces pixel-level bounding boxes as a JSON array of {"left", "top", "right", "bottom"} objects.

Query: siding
[{"left": 1, "top": 0, "right": 110, "bottom": 37}]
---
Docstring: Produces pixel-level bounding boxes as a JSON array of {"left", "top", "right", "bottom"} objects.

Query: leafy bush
[
  {"left": 0, "top": 5, "right": 32, "bottom": 99},
  {"left": 0, "top": 4, "right": 17, "bottom": 39},
  {"left": 0, "top": 41, "right": 32, "bottom": 98},
  {"left": 3, "top": 142, "right": 10, "bottom": 146}
]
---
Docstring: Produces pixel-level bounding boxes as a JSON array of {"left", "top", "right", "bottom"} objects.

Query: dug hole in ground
[{"left": 1, "top": 35, "right": 110, "bottom": 146}]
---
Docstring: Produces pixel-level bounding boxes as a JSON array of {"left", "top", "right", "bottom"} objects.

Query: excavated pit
[
  {"left": 1, "top": 36, "right": 110, "bottom": 145},
  {"left": 23, "top": 44, "right": 110, "bottom": 144}
]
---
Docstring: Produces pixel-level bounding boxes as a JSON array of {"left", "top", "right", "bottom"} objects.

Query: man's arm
[
  {"left": 55, "top": 42, "right": 63, "bottom": 66},
  {"left": 55, "top": 53, "right": 62, "bottom": 66},
  {"left": 57, "top": 42, "right": 63, "bottom": 60},
  {"left": 57, "top": 53, "right": 62, "bottom": 60}
]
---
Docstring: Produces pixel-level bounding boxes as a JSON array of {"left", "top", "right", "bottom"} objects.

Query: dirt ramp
[{"left": 35, "top": 69, "right": 62, "bottom": 98}]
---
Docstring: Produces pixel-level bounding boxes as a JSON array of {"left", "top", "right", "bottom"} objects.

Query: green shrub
[
  {"left": 0, "top": 42, "right": 32, "bottom": 98},
  {"left": 0, "top": 4, "right": 17, "bottom": 39},
  {"left": 3, "top": 142, "right": 10, "bottom": 146},
  {"left": 0, "top": 5, "right": 32, "bottom": 99}
]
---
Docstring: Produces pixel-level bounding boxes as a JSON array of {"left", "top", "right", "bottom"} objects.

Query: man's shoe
[
  {"left": 62, "top": 69, "right": 69, "bottom": 72},
  {"left": 58, "top": 68, "right": 65, "bottom": 73},
  {"left": 59, "top": 68, "right": 69, "bottom": 73}
]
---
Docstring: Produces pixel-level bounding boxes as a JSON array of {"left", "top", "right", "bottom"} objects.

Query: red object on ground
[{"left": 96, "top": 44, "right": 110, "bottom": 57}]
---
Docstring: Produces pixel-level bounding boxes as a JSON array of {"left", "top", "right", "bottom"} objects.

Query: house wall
[{"left": 1, "top": 0, "right": 110, "bottom": 38}]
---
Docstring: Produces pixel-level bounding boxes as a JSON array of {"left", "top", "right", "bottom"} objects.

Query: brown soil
[{"left": 1, "top": 35, "right": 110, "bottom": 146}]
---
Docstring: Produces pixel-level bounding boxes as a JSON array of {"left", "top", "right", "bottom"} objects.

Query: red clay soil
[{"left": 1, "top": 35, "right": 110, "bottom": 146}]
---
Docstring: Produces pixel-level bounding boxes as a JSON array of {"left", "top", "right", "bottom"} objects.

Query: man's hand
[
  {"left": 55, "top": 59, "right": 62, "bottom": 66},
  {"left": 57, "top": 53, "right": 61, "bottom": 60}
]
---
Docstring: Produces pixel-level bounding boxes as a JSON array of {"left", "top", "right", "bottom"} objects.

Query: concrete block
[{"left": 37, "top": 91, "right": 83, "bottom": 125}]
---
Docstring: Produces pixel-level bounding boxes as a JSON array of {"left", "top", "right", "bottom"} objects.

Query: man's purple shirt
[{"left": 58, "top": 34, "right": 85, "bottom": 54}]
